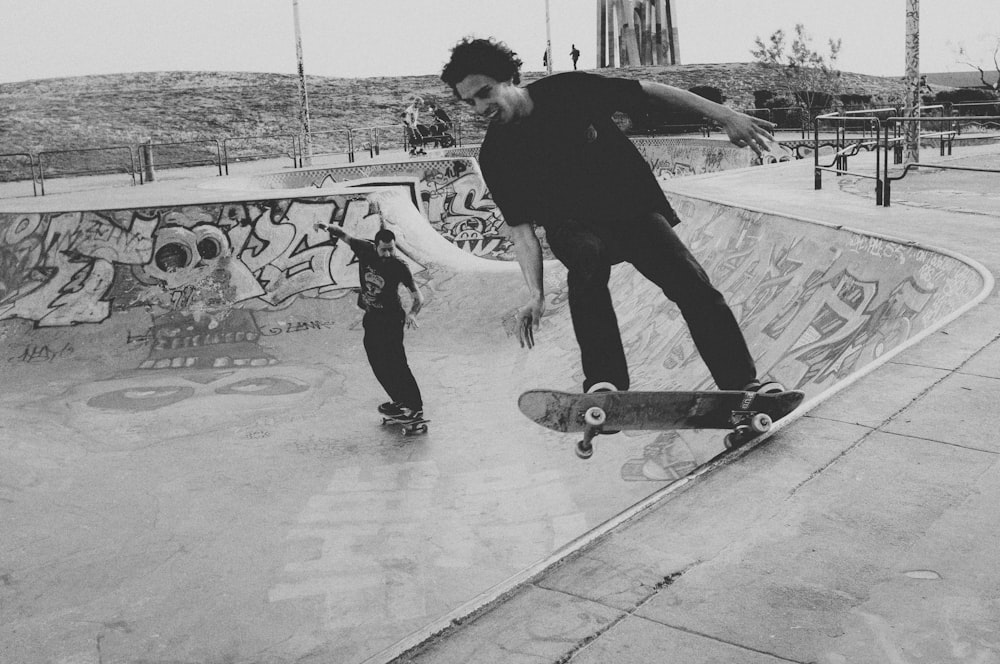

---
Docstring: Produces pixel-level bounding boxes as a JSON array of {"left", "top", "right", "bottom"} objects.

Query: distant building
[{"left": 597, "top": 0, "right": 679, "bottom": 68}]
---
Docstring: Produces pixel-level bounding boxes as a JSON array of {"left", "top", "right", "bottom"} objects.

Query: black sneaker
[
  {"left": 378, "top": 401, "right": 404, "bottom": 416},
  {"left": 396, "top": 406, "right": 424, "bottom": 423},
  {"left": 742, "top": 380, "right": 785, "bottom": 395}
]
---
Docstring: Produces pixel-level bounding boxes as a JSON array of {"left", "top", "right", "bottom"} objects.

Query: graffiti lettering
[
  {"left": 261, "top": 320, "right": 336, "bottom": 336},
  {"left": 8, "top": 341, "right": 74, "bottom": 364}
]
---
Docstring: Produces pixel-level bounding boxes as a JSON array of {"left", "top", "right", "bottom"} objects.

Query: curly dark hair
[{"left": 441, "top": 37, "right": 523, "bottom": 94}]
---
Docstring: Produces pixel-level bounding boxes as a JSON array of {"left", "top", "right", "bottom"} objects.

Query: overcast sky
[{"left": 1, "top": 0, "right": 997, "bottom": 84}]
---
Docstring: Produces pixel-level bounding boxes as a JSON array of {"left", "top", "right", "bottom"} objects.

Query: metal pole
[
  {"left": 904, "top": 0, "right": 920, "bottom": 167},
  {"left": 293, "top": 0, "right": 313, "bottom": 166},
  {"left": 545, "top": 0, "right": 553, "bottom": 75}
]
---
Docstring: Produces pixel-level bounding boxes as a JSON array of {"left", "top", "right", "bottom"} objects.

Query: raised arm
[
  {"left": 314, "top": 221, "right": 354, "bottom": 244},
  {"left": 639, "top": 81, "right": 776, "bottom": 156}
]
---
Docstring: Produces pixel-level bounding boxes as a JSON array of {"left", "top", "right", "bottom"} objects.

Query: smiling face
[{"left": 454, "top": 73, "right": 527, "bottom": 125}]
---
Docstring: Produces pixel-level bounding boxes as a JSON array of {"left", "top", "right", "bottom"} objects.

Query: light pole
[
  {"left": 292, "top": 0, "right": 313, "bottom": 166},
  {"left": 904, "top": 0, "right": 920, "bottom": 167},
  {"left": 545, "top": 0, "right": 553, "bottom": 75}
]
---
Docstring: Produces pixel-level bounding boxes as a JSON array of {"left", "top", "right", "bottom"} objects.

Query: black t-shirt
[
  {"left": 478, "top": 71, "right": 674, "bottom": 229},
  {"left": 349, "top": 238, "right": 415, "bottom": 314}
]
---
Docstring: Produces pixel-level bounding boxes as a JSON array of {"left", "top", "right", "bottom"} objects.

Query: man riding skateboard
[
  {"left": 318, "top": 223, "right": 425, "bottom": 423},
  {"left": 440, "top": 37, "right": 784, "bottom": 398}
]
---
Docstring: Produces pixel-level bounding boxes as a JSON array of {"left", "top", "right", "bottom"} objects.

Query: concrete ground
[
  {"left": 396, "top": 146, "right": 1000, "bottom": 663},
  {"left": 1, "top": 141, "right": 998, "bottom": 664}
]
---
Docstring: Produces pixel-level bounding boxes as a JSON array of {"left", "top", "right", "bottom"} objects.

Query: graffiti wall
[
  {"left": 614, "top": 193, "right": 987, "bottom": 393},
  {"left": 631, "top": 137, "right": 794, "bottom": 181},
  {"left": 204, "top": 157, "right": 515, "bottom": 260},
  {"left": 0, "top": 190, "right": 416, "bottom": 371}
]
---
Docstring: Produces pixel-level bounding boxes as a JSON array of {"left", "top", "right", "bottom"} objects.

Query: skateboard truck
[
  {"left": 576, "top": 406, "right": 607, "bottom": 459},
  {"left": 723, "top": 411, "right": 772, "bottom": 449}
]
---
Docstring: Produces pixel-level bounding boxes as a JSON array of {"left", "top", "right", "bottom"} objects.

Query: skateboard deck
[
  {"left": 380, "top": 415, "right": 430, "bottom": 436},
  {"left": 518, "top": 388, "right": 805, "bottom": 458}
]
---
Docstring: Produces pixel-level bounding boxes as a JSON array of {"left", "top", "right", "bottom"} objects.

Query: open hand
[
  {"left": 722, "top": 113, "right": 776, "bottom": 157},
  {"left": 515, "top": 299, "right": 545, "bottom": 349}
]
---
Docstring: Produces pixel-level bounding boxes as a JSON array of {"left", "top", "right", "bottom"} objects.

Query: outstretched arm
[
  {"left": 640, "top": 81, "right": 776, "bottom": 156},
  {"left": 508, "top": 223, "right": 545, "bottom": 349},
  {"left": 314, "top": 221, "right": 355, "bottom": 244}
]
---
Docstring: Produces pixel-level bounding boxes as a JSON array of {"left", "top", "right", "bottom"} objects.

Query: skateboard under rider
[
  {"left": 518, "top": 386, "right": 805, "bottom": 458},
  {"left": 380, "top": 414, "right": 430, "bottom": 436}
]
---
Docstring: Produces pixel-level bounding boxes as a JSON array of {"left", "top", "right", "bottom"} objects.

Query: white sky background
[{"left": 0, "top": 0, "right": 997, "bottom": 84}]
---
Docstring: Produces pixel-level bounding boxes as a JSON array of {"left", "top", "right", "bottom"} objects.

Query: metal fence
[
  {"left": 812, "top": 110, "right": 999, "bottom": 206},
  {"left": 3, "top": 101, "right": 997, "bottom": 197}
]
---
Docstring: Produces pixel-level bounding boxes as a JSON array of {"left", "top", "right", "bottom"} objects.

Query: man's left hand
[{"left": 721, "top": 113, "right": 776, "bottom": 157}]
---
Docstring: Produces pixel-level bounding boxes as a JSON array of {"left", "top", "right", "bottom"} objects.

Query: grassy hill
[
  {"left": 0, "top": 70, "right": 486, "bottom": 155},
  {"left": 0, "top": 64, "right": 907, "bottom": 179}
]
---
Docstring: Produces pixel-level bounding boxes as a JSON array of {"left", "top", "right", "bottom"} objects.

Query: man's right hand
[
  {"left": 315, "top": 222, "right": 345, "bottom": 239},
  {"left": 515, "top": 298, "right": 545, "bottom": 349}
]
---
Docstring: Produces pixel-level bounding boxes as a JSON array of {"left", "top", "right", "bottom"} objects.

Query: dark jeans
[
  {"left": 363, "top": 310, "right": 422, "bottom": 409},
  {"left": 545, "top": 212, "right": 757, "bottom": 392}
]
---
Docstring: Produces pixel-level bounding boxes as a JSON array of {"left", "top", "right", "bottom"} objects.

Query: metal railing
[
  {"left": 138, "top": 139, "right": 223, "bottom": 182},
  {"left": 299, "top": 129, "right": 353, "bottom": 165},
  {"left": 0, "top": 152, "right": 38, "bottom": 196},
  {"left": 36, "top": 145, "right": 136, "bottom": 195},
  {"left": 880, "top": 115, "right": 1000, "bottom": 207},
  {"left": 222, "top": 134, "right": 298, "bottom": 174},
  {"left": 5, "top": 102, "right": 995, "bottom": 198},
  {"left": 813, "top": 110, "right": 998, "bottom": 206},
  {"left": 813, "top": 110, "right": 890, "bottom": 202}
]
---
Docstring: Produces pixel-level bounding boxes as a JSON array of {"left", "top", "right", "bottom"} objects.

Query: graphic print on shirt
[{"left": 360, "top": 264, "right": 386, "bottom": 310}]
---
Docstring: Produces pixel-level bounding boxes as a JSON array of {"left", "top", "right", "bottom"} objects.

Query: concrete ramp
[{"left": 0, "top": 175, "right": 990, "bottom": 664}]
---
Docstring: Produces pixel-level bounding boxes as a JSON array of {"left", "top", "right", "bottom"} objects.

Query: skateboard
[
  {"left": 518, "top": 388, "right": 805, "bottom": 459},
  {"left": 380, "top": 415, "right": 430, "bottom": 436}
]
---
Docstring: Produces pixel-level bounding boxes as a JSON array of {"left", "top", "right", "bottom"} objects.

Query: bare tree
[
  {"left": 957, "top": 37, "right": 1000, "bottom": 93},
  {"left": 752, "top": 24, "right": 844, "bottom": 114}
]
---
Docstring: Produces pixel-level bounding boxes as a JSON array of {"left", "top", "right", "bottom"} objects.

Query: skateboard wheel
[
  {"left": 576, "top": 439, "right": 594, "bottom": 459},
  {"left": 584, "top": 406, "right": 606, "bottom": 427},
  {"left": 751, "top": 413, "right": 772, "bottom": 433},
  {"left": 588, "top": 381, "right": 618, "bottom": 393}
]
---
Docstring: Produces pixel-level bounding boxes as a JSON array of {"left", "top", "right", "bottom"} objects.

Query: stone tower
[{"left": 596, "top": 0, "right": 679, "bottom": 68}]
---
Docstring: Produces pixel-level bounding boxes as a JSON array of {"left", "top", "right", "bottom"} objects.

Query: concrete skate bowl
[{"left": 0, "top": 181, "right": 991, "bottom": 664}]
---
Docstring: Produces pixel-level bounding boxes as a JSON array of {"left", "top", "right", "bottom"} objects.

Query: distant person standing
[
  {"left": 403, "top": 95, "right": 423, "bottom": 128},
  {"left": 316, "top": 223, "right": 426, "bottom": 423},
  {"left": 569, "top": 44, "right": 580, "bottom": 70}
]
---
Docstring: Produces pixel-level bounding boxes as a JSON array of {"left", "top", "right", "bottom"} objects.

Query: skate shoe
[
  {"left": 378, "top": 401, "right": 405, "bottom": 417},
  {"left": 742, "top": 379, "right": 786, "bottom": 395},
  {"left": 395, "top": 406, "right": 425, "bottom": 423}
]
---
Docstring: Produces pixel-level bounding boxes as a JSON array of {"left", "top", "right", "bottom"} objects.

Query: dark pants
[
  {"left": 363, "top": 310, "right": 422, "bottom": 409},
  {"left": 545, "top": 212, "right": 757, "bottom": 392}
]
